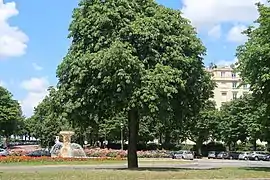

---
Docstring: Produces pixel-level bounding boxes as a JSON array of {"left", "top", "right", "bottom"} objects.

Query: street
[{"left": 1, "top": 159, "right": 270, "bottom": 171}]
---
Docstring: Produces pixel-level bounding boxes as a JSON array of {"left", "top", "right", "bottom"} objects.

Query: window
[
  {"left": 232, "top": 92, "right": 237, "bottom": 100},
  {"left": 221, "top": 71, "right": 225, "bottom": 77},
  {"left": 243, "top": 84, "right": 248, "bottom": 89},
  {"left": 232, "top": 73, "right": 236, "bottom": 78},
  {"left": 221, "top": 92, "right": 227, "bottom": 96},
  {"left": 232, "top": 82, "right": 237, "bottom": 89}
]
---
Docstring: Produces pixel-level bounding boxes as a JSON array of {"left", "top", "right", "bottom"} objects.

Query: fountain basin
[{"left": 50, "top": 131, "right": 86, "bottom": 158}]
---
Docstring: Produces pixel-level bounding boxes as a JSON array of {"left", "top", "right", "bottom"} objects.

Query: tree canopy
[
  {"left": 236, "top": 1, "right": 270, "bottom": 105},
  {"left": 218, "top": 94, "right": 267, "bottom": 150},
  {"left": 56, "top": 0, "right": 214, "bottom": 168},
  {"left": 187, "top": 100, "right": 220, "bottom": 154},
  {"left": 0, "top": 86, "right": 23, "bottom": 139}
]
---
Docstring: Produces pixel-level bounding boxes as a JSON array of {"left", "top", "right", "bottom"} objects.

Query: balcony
[{"left": 213, "top": 76, "right": 242, "bottom": 81}]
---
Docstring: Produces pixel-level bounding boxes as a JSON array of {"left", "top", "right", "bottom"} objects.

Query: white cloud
[
  {"left": 227, "top": 24, "right": 248, "bottom": 43},
  {"left": 20, "top": 77, "right": 50, "bottom": 116},
  {"left": 0, "top": 0, "right": 28, "bottom": 59},
  {"left": 216, "top": 57, "right": 238, "bottom": 66},
  {"left": 181, "top": 0, "right": 266, "bottom": 29},
  {"left": 20, "top": 77, "right": 49, "bottom": 92},
  {"left": 207, "top": 25, "right": 221, "bottom": 39},
  {"left": 32, "top": 62, "right": 43, "bottom": 71},
  {"left": 0, "top": 80, "right": 5, "bottom": 87}
]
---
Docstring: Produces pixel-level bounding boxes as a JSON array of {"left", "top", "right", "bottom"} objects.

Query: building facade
[{"left": 207, "top": 65, "right": 250, "bottom": 109}]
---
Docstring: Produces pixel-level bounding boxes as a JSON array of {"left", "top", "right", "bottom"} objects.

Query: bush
[
  {"left": 84, "top": 148, "right": 171, "bottom": 158},
  {"left": 8, "top": 149, "right": 32, "bottom": 156}
]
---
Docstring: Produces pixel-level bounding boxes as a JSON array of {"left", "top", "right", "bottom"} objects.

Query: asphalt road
[{"left": 1, "top": 159, "right": 270, "bottom": 171}]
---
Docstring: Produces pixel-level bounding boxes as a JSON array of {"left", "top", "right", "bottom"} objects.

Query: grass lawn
[
  {"left": 0, "top": 158, "right": 190, "bottom": 166},
  {"left": 1, "top": 167, "right": 270, "bottom": 179}
]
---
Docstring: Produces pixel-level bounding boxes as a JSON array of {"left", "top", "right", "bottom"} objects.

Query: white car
[
  {"left": 0, "top": 148, "right": 8, "bottom": 156},
  {"left": 172, "top": 150, "right": 194, "bottom": 160},
  {"left": 238, "top": 152, "right": 249, "bottom": 160}
]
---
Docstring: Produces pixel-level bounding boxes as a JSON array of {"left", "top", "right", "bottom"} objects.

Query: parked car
[
  {"left": 238, "top": 152, "right": 250, "bottom": 160},
  {"left": 0, "top": 148, "right": 8, "bottom": 156},
  {"left": 216, "top": 151, "right": 240, "bottom": 159},
  {"left": 208, "top": 151, "right": 219, "bottom": 159},
  {"left": 263, "top": 154, "right": 270, "bottom": 161},
  {"left": 193, "top": 151, "right": 203, "bottom": 159},
  {"left": 172, "top": 150, "right": 194, "bottom": 160},
  {"left": 25, "top": 150, "right": 51, "bottom": 157},
  {"left": 247, "top": 151, "right": 269, "bottom": 161}
]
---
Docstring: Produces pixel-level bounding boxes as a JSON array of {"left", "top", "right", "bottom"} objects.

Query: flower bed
[
  {"left": 6, "top": 148, "right": 171, "bottom": 159},
  {"left": 84, "top": 148, "right": 171, "bottom": 158},
  {"left": 0, "top": 156, "right": 124, "bottom": 163},
  {"left": 8, "top": 149, "right": 32, "bottom": 156}
]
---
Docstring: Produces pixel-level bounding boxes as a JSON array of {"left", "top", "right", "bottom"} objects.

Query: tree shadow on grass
[
  {"left": 240, "top": 167, "right": 270, "bottom": 172},
  {"left": 113, "top": 167, "right": 221, "bottom": 172}
]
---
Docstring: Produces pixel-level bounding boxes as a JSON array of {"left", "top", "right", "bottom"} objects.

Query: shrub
[{"left": 84, "top": 148, "right": 170, "bottom": 158}]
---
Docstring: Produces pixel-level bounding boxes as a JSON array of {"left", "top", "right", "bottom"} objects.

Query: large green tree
[
  {"left": 218, "top": 94, "right": 265, "bottom": 150},
  {"left": 28, "top": 87, "right": 72, "bottom": 147},
  {"left": 0, "top": 86, "right": 23, "bottom": 144},
  {"left": 187, "top": 100, "right": 220, "bottom": 155},
  {"left": 56, "top": 0, "right": 214, "bottom": 168},
  {"left": 236, "top": 1, "right": 270, "bottom": 105},
  {"left": 219, "top": 98, "right": 249, "bottom": 150}
]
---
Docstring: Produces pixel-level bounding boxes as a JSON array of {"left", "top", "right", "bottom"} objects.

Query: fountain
[{"left": 50, "top": 131, "right": 86, "bottom": 158}]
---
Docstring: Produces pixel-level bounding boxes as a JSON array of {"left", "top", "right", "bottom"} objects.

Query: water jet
[{"left": 50, "top": 131, "right": 86, "bottom": 158}]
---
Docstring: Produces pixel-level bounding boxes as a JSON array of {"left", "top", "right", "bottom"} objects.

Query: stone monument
[{"left": 59, "top": 131, "right": 75, "bottom": 158}]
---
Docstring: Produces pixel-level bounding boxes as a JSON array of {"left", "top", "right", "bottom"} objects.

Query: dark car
[
  {"left": 216, "top": 151, "right": 240, "bottom": 159},
  {"left": 193, "top": 151, "right": 203, "bottom": 159},
  {"left": 25, "top": 150, "right": 51, "bottom": 157},
  {"left": 263, "top": 154, "right": 270, "bottom": 161}
]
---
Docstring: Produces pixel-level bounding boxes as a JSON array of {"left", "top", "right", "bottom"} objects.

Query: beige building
[{"left": 207, "top": 65, "right": 250, "bottom": 109}]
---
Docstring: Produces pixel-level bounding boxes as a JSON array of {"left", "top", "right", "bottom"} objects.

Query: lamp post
[{"left": 120, "top": 123, "right": 124, "bottom": 150}]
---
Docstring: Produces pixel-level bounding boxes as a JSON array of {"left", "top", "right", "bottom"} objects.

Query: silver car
[
  {"left": 172, "top": 150, "right": 194, "bottom": 160},
  {"left": 0, "top": 148, "right": 8, "bottom": 156},
  {"left": 248, "top": 151, "right": 268, "bottom": 161},
  {"left": 238, "top": 152, "right": 249, "bottom": 160}
]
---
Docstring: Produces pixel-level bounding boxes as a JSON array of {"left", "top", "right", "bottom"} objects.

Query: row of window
[
  {"left": 221, "top": 91, "right": 248, "bottom": 100},
  {"left": 220, "top": 82, "right": 248, "bottom": 89},
  {"left": 220, "top": 71, "right": 236, "bottom": 78}
]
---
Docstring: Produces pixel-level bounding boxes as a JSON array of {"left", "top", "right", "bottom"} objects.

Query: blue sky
[{"left": 0, "top": 0, "right": 263, "bottom": 116}]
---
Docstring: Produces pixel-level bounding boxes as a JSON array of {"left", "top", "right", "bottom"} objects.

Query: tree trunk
[
  {"left": 253, "top": 139, "right": 257, "bottom": 151},
  {"left": 196, "top": 140, "right": 203, "bottom": 156},
  {"left": 226, "top": 142, "right": 230, "bottom": 151},
  {"left": 3, "top": 136, "right": 8, "bottom": 149},
  {"left": 232, "top": 141, "right": 236, "bottom": 151},
  {"left": 159, "top": 133, "right": 162, "bottom": 144},
  {"left": 128, "top": 108, "right": 139, "bottom": 169},
  {"left": 164, "top": 130, "right": 171, "bottom": 144},
  {"left": 267, "top": 141, "right": 270, "bottom": 152}
]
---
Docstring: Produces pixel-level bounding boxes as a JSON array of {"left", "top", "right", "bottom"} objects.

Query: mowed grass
[
  {"left": 1, "top": 167, "right": 270, "bottom": 179},
  {"left": 0, "top": 158, "right": 190, "bottom": 166}
]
